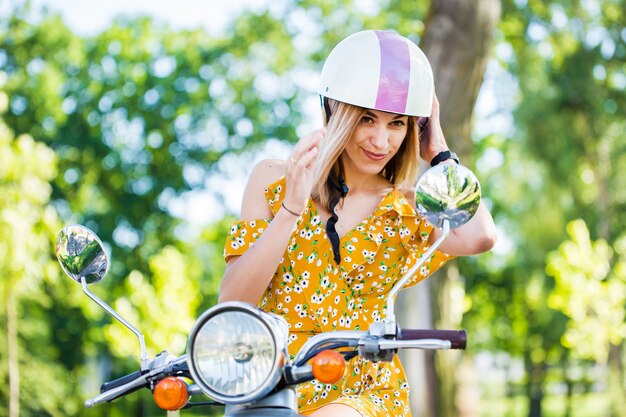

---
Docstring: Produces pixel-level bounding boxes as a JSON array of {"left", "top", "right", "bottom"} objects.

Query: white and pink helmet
[{"left": 318, "top": 30, "right": 434, "bottom": 117}]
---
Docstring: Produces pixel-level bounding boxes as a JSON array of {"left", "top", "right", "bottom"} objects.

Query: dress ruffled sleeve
[
  {"left": 223, "top": 177, "right": 287, "bottom": 262},
  {"left": 401, "top": 214, "right": 456, "bottom": 288},
  {"left": 223, "top": 219, "right": 272, "bottom": 262}
]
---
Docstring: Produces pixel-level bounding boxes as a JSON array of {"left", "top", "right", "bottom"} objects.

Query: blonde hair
[{"left": 311, "top": 100, "right": 421, "bottom": 210}]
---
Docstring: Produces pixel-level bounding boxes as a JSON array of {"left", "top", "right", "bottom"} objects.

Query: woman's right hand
[{"left": 282, "top": 128, "right": 324, "bottom": 214}]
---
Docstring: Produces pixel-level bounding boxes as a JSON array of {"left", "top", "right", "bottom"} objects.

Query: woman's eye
[
  {"left": 391, "top": 120, "right": 406, "bottom": 127},
  {"left": 361, "top": 116, "right": 374, "bottom": 124}
]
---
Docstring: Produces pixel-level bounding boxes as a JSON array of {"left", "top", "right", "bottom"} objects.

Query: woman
[{"left": 219, "top": 30, "right": 496, "bottom": 417}]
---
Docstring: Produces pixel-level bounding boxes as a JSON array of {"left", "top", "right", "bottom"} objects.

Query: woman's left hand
[{"left": 418, "top": 92, "right": 450, "bottom": 164}]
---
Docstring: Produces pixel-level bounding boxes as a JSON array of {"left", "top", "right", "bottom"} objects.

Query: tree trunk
[
  {"left": 399, "top": 1, "right": 501, "bottom": 416},
  {"left": 607, "top": 344, "right": 625, "bottom": 417},
  {"left": 7, "top": 291, "right": 20, "bottom": 417},
  {"left": 421, "top": 0, "right": 501, "bottom": 162}
]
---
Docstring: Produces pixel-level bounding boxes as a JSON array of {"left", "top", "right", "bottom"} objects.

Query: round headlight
[{"left": 187, "top": 302, "right": 288, "bottom": 404}]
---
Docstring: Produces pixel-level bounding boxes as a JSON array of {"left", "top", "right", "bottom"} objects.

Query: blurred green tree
[{"left": 462, "top": 0, "right": 626, "bottom": 416}]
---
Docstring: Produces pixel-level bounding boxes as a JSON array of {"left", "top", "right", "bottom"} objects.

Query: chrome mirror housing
[
  {"left": 414, "top": 163, "right": 481, "bottom": 229},
  {"left": 55, "top": 224, "right": 150, "bottom": 370},
  {"left": 55, "top": 224, "right": 109, "bottom": 284}
]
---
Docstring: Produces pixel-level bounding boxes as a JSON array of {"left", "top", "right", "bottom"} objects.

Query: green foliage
[
  {"left": 0, "top": 9, "right": 304, "bottom": 283},
  {"left": 0, "top": 76, "right": 78, "bottom": 415},
  {"left": 547, "top": 219, "right": 626, "bottom": 363},
  {"left": 108, "top": 246, "right": 203, "bottom": 357},
  {"left": 464, "top": 0, "right": 626, "bottom": 414}
]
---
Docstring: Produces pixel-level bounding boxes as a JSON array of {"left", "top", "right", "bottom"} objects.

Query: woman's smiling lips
[{"left": 362, "top": 148, "right": 388, "bottom": 161}]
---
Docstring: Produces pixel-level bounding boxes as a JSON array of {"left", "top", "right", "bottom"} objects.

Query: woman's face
[{"left": 342, "top": 109, "right": 409, "bottom": 177}]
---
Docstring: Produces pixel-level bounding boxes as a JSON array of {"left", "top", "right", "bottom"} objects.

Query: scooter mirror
[
  {"left": 414, "top": 164, "right": 481, "bottom": 230},
  {"left": 55, "top": 225, "right": 109, "bottom": 284}
]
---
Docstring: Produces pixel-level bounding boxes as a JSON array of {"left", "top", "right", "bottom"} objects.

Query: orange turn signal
[
  {"left": 311, "top": 350, "right": 346, "bottom": 384},
  {"left": 153, "top": 377, "right": 189, "bottom": 411}
]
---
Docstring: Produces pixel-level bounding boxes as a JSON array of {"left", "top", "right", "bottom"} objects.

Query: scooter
[{"left": 55, "top": 163, "right": 481, "bottom": 416}]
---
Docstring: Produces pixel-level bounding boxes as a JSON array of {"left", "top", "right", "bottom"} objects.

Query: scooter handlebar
[
  {"left": 100, "top": 370, "right": 146, "bottom": 393},
  {"left": 397, "top": 329, "right": 467, "bottom": 350}
]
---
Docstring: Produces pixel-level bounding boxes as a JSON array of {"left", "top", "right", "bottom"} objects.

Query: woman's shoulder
[
  {"left": 250, "top": 158, "right": 287, "bottom": 184},
  {"left": 240, "top": 159, "right": 287, "bottom": 220}
]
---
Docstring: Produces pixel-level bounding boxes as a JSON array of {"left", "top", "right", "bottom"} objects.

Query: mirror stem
[
  {"left": 385, "top": 220, "right": 451, "bottom": 329},
  {"left": 80, "top": 277, "right": 151, "bottom": 371}
]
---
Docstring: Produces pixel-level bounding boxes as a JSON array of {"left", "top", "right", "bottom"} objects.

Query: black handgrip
[
  {"left": 100, "top": 370, "right": 147, "bottom": 394},
  {"left": 397, "top": 329, "right": 467, "bottom": 350}
]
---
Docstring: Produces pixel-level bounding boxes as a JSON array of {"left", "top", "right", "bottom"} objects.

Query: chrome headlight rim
[{"left": 187, "top": 301, "right": 287, "bottom": 404}]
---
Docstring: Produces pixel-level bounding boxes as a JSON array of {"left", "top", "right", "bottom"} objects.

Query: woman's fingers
[{"left": 289, "top": 128, "right": 324, "bottom": 170}]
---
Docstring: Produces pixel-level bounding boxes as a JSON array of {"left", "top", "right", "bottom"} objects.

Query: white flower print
[
  {"left": 311, "top": 215, "right": 321, "bottom": 226},
  {"left": 283, "top": 273, "right": 293, "bottom": 282},
  {"left": 311, "top": 293, "right": 323, "bottom": 304},
  {"left": 297, "top": 251, "right": 304, "bottom": 260}
]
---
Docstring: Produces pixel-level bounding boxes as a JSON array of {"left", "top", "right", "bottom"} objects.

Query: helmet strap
[{"left": 321, "top": 96, "right": 332, "bottom": 124}]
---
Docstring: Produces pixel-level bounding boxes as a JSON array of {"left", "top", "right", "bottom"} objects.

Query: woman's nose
[{"left": 369, "top": 126, "right": 389, "bottom": 150}]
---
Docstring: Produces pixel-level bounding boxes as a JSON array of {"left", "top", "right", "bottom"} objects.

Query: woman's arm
[
  {"left": 430, "top": 192, "right": 497, "bottom": 256},
  {"left": 219, "top": 130, "right": 323, "bottom": 304},
  {"left": 219, "top": 159, "right": 296, "bottom": 304}
]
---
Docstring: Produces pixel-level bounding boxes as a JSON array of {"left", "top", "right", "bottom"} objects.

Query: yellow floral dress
[{"left": 224, "top": 176, "right": 453, "bottom": 417}]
